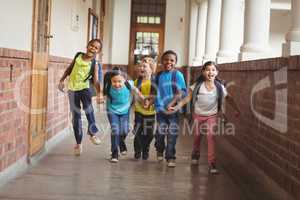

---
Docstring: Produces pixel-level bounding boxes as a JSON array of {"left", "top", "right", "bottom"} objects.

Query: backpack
[{"left": 103, "top": 71, "right": 132, "bottom": 103}]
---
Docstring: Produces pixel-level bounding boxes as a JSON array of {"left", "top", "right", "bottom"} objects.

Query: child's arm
[
  {"left": 58, "top": 61, "right": 75, "bottom": 91},
  {"left": 168, "top": 89, "right": 192, "bottom": 111},
  {"left": 131, "top": 85, "right": 146, "bottom": 102},
  {"left": 225, "top": 94, "right": 241, "bottom": 117},
  {"left": 93, "top": 63, "right": 101, "bottom": 93}
]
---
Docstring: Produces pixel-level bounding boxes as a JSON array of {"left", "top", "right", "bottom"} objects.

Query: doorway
[{"left": 128, "top": 0, "right": 166, "bottom": 77}]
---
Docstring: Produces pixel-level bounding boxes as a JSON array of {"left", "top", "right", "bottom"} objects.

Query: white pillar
[
  {"left": 217, "top": 0, "right": 244, "bottom": 63},
  {"left": 192, "top": 0, "right": 207, "bottom": 66},
  {"left": 203, "top": 0, "right": 222, "bottom": 63},
  {"left": 282, "top": 0, "right": 300, "bottom": 56},
  {"left": 188, "top": 0, "right": 199, "bottom": 66},
  {"left": 239, "top": 0, "right": 271, "bottom": 61}
]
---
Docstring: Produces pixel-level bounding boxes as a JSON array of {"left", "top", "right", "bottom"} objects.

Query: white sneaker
[
  {"left": 89, "top": 135, "right": 101, "bottom": 145},
  {"left": 120, "top": 151, "right": 127, "bottom": 156},
  {"left": 110, "top": 158, "right": 119, "bottom": 163},
  {"left": 74, "top": 144, "right": 82, "bottom": 156},
  {"left": 167, "top": 159, "right": 176, "bottom": 168},
  {"left": 191, "top": 159, "right": 199, "bottom": 165}
]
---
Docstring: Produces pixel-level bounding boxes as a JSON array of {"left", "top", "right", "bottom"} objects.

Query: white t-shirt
[{"left": 190, "top": 82, "right": 227, "bottom": 116}]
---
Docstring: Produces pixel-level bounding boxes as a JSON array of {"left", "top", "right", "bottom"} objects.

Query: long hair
[{"left": 103, "top": 66, "right": 123, "bottom": 96}]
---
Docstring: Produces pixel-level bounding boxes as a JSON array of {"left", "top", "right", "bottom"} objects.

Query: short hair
[
  {"left": 88, "top": 38, "right": 102, "bottom": 48},
  {"left": 161, "top": 50, "right": 178, "bottom": 64}
]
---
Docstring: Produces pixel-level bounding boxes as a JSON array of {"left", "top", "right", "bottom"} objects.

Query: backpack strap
[
  {"left": 171, "top": 70, "right": 178, "bottom": 95},
  {"left": 84, "top": 58, "right": 96, "bottom": 82},
  {"left": 214, "top": 80, "right": 224, "bottom": 112}
]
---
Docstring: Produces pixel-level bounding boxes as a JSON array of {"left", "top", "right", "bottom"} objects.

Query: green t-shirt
[{"left": 68, "top": 54, "right": 91, "bottom": 91}]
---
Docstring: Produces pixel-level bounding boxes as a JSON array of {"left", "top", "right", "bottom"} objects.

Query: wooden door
[
  {"left": 129, "top": 25, "right": 164, "bottom": 78},
  {"left": 29, "top": 0, "right": 52, "bottom": 157}
]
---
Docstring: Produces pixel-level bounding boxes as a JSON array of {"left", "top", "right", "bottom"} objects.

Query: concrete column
[
  {"left": 192, "top": 0, "right": 208, "bottom": 66},
  {"left": 203, "top": 0, "right": 222, "bottom": 63},
  {"left": 283, "top": 0, "right": 300, "bottom": 56},
  {"left": 188, "top": 0, "right": 199, "bottom": 65},
  {"left": 217, "top": 0, "right": 244, "bottom": 63},
  {"left": 239, "top": 0, "right": 271, "bottom": 61}
]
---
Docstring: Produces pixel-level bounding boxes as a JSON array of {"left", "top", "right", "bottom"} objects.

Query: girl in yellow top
[
  {"left": 58, "top": 39, "right": 102, "bottom": 156},
  {"left": 133, "top": 56, "right": 156, "bottom": 160}
]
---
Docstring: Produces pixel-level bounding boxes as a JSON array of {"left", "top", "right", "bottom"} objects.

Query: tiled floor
[{"left": 0, "top": 108, "right": 246, "bottom": 200}]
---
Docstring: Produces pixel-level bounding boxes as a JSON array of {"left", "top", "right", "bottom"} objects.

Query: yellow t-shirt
[
  {"left": 68, "top": 54, "right": 91, "bottom": 91},
  {"left": 134, "top": 79, "right": 155, "bottom": 116}
]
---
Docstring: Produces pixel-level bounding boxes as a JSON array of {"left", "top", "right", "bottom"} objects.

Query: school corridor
[{"left": 0, "top": 104, "right": 293, "bottom": 200}]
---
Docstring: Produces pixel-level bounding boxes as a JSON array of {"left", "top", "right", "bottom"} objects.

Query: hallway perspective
[{"left": 0, "top": 108, "right": 246, "bottom": 200}]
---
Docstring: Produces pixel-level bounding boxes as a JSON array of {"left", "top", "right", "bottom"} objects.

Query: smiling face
[
  {"left": 202, "top": 64, "right": 218, "bottom": 81},
  {"left": 137, "top": 62, "right": 152, "bottom": 78},
  {"left": 86, "top": 40, "right": 101, "bottom": 57},
  {"left": 111, "top": 74, "right": 125, "bottom": 89},
  {"left": 162, "top": 53, "right": 177, "bottom": 71}
]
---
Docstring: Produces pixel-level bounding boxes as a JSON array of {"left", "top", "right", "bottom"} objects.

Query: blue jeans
[
  {"left": 107, "top": 111, "right": 130, "bottom": 158},
  {"left": 155, "top": 112, "right": 179, "bottom": 160},
  {"left": 68, "top": 88, "right": 99, "bottom": 144}
]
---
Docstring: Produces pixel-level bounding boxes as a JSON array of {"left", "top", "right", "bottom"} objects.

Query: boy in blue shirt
[{"left": 154, "top": 50, "right": 187, "bottom": 167}]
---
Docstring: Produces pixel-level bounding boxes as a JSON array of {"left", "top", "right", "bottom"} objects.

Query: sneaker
[
  {"left": 120, "top": 151, "right": 127, "bottom": 156},
  {"left": 157, "top": 152, "right": 163, "bottom": 161},
  {"left": 134, "top": 152, "right": 141, "bottom": 160},
  {"left": 110, "top": 158, "right": 119, "bottom": 163},
  {"left": 74, "top": 144, "right": 82, "bottom": 156},
  {"left": 191, "top": 159, "right": 199, "bottom": 165},
  {"left": 142, "top": 152, "right": 149, "bottom": 160},
  {"left": 89, "top": 135, "right": 101, "bottom": 145},
  {"left": 209, "top": 163, "right": 219, "bottom": 174},
  {"left": 167, "top": 159, "right": 176, "bottom": 168}
]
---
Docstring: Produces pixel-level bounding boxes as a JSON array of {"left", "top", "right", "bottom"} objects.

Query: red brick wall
[
  {"left": 46, "top": 56, "right": 71, "bottom": 140},
  {"left": 0, "top": 48, "right": 71, "bottom": 172},
  {"left": 187, "top": 56, "right": 300, "bottom": 199},
  {"left": 0, "top": 48, "right": 31, "bottom": 171}
]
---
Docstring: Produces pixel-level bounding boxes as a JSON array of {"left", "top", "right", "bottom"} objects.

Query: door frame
[{"left": 128, "top": 24, "right": 165, "bottom": 78}]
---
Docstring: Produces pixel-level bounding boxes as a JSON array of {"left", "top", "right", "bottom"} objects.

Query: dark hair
[
  {"left": 88, "top": 38, "right": 102, "bottom": 48},
  {"left": 202, "top": 61, "right": 218, "bottom": 71},
  {"left": 196, "top": 61, "right": 225, "bottom": 85},
  {"left": 161, "top": 50, "right": 178, "bottom": 64},
  {"left": 103, "top": 67, "right": 124, "bottom": 96}
]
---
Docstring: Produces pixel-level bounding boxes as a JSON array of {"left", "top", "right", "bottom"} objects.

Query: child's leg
[
  {"left": 119, "top": 112, "right": 129, "bottom": 153},
  {"left": 155, "top": 113, "right": 167, "bottom": 154},
  {"left": 81, "top": 88, "right": 99, "bottom": 135},
  {"left": 142, "top": 115, "right": 155, "bottom": 155},
  {"left": 165, "top": 113, "right": 179, "bottom": 161},
  {"left": 206, "top": 115, "right": 217, "bottom": 165},
  {"left": 133, "top": 112, "right": 143, "bottom": 156},
  {"left": 68, "top": 91, "right": 83, "bottom": 144},
  {"left": 191, "top": 114, "right": 204, "bottom": 160},
  {"left": 107, "top": 112, "right": 120, "bottom": 159}
]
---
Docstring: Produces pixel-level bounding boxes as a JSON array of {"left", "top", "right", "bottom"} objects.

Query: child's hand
[
  {"left": 167, "top": 106, "right": 176, "bottom": 111},
  {"left": 58, "top": 81, "right": 65, "bottom": 92}
]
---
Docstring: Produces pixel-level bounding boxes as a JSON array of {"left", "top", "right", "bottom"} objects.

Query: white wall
[
  {"left": 110, "top": 0, "right": 131, "bottom": 65},
  {"left": 0, "top": 1, "right": 33, "bottom": 51},
  {"left": 269, "top": 9, "right": 291, "bottom": 57},
  {"left": 50, "top": 0, "right": 93, "bottom": 58},
  {"left": 165, "top": 0, "right": 188, "bottom": 66}
]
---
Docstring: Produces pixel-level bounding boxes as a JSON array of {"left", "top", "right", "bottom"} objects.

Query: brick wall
[
  {"left": 46, "top": 56, "right": 71, "bottom": 140},
  {"left": 187, "top": 56, "right": 300, "bottom": 199},
  {"left": 0, "top": 48, "right": 71, "bottom": 172},
  {"left": 0, "top": 48, "right": 31, "bottom": 171}
]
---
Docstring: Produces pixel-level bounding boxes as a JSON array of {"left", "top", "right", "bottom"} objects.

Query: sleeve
[
  {"left": 222, "top": 84, "right": 228, "bottom": 97},
  {"left": 176, "top": 71, "right": 187, "bottom": 95},
  {"left": 189, "top": 83, "right": 196, "bottom": 92}
]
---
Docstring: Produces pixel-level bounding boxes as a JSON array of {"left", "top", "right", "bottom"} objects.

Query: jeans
[
  {"left": 191, "top": 114, "right": 217, "bottom": 164},
  {"left": 107, "top": 111, "right": 130, "bottom": 158},
  {"left": 68, "top": 88, "right": 99, "bottom": 144},
  {"left": 155, "top": 112, "right": 179, "bottom": 160},
  {"left": 133, "top": 112, "right": 155, "bottom": 155}
]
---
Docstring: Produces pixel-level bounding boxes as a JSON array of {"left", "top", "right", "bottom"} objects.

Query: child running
[
  {"left": 133, "top": 56, "right": 156, "bottom": 160},
  {"left": 58, "top": 39, "right": 102, "bottom": 156},
  {"left": 154, "top": 50, "right": 187, "bottom": 168},
  {"left": 169, "top": 61, "right": 240, "bottom": 174},
  {"left": 103, "top": 67, "right": 145, "bottom": 163}
]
